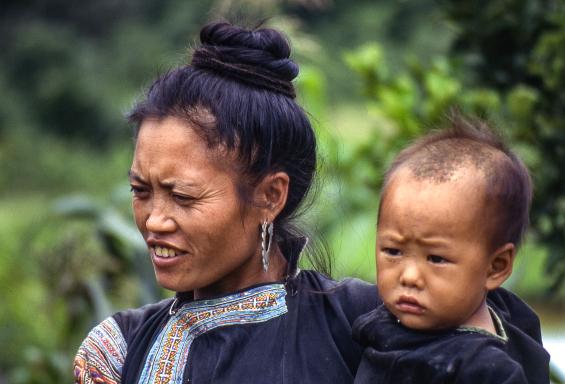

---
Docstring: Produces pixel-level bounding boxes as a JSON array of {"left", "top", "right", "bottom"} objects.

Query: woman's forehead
[{"left": 133, "top": 117, "right": 242, "bottom": 184}]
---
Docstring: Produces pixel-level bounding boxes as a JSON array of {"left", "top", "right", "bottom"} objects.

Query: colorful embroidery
[
  {"left": 74, "top": 317, "right": 126, "bottom": 384},
  {"left": 138, "top": 284, "right": 288, "bottom": 384}
]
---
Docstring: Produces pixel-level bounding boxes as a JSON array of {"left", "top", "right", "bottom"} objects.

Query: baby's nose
[{"left": 399, "top": 262, "right": 424, "bottom": 289}]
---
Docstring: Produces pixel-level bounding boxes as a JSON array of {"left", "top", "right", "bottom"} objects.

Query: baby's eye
[
  {"left": 382, "top": 247, "right": 402, "bottom": 257},
  {"left": 428, "top": 255, "right": 447, "bottom": 264}
]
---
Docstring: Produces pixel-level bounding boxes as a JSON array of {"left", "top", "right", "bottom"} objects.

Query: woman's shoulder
[
  {"left": 295, "top": 270, "right": 380, "bottom": 322},
  {"left": 112, "top": 298, "right": 173, "bottom": 342},
  {"left": 74, "top": 316, "right": 127, "bottom": 383},
  {"left": 297, "top": 269, "right": 376, "bottom": 291},
  {"left": 73, "top": 298, "right": 173, "bottom": 383}
]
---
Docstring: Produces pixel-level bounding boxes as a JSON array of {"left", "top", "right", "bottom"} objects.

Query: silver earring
[{"left": 261, "top": 220, "right": 274, "bottom": 272}]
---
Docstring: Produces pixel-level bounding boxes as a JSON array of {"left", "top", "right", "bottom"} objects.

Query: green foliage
[
  {"left": 332, "top": 0, "right": 565, "bottom": 295},
  {"left": 441, "top": 0, "right": 565, "bottom": 293},
  {"left": 315, "top": 43, "right": 502, "bottom": 281},
  {"left": 341, "top": 41, "right": 501, "bottom": 199},
  {"left": 1, "top": 1, "right": 563, "bottom": 382},
  {"left": 0, "top": 189, "right": 159, "bottom": 382},
  {"left": 0, "top": 0, "right": 212, "bottom": 146}
]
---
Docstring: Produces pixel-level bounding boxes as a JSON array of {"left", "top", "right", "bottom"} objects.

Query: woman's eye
[
  {"left": 428, "top": 255, "right": 447, "bottom": 264},
  {"left": 172, "top": 193, "right": 194, "bottom": 204},
  {"left": 383, "top": 247, "right": 402, "bottom": 257},
  {"left": 130, "top": 185, "right": 148, "bottom": 196}
]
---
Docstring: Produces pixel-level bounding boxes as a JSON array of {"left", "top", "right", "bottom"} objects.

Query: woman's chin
[{"left": 154, "top": 272, "right": 195, "bottom": 293}]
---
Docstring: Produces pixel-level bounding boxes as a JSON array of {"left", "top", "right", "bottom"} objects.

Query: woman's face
[{"left": 129, "top": 116, "right": 265, "bottom": 298}]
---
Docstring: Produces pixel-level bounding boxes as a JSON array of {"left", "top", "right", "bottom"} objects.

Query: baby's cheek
[{"left": 377, "top": 273, "right": 394, "bottom": 296}]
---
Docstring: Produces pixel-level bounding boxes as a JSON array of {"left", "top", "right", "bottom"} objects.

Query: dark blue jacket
[{"left": 353, "top": 292, "right": 550, "bottom": 384}]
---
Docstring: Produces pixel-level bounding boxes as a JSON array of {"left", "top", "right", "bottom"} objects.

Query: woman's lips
[
  {"left": 395, "top": 295, "right": 425, "bottom": 315},
  {"left": 149, "top": 245, "right": 188, "bottom": 268},
  {"left": 152, "top": 245, "right": 182, "bottom": 258}
]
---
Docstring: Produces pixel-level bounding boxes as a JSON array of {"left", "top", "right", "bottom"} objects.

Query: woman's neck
[{"left": 193, "top": 246, "right": 288, "bottom": 300}]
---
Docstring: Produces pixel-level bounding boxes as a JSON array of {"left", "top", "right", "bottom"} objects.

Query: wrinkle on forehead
[{"left": 136, "top": 115, "right": 238, "bottom": 174}]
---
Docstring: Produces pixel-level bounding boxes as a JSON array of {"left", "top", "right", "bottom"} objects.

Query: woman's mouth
[
  {"left": 150, "top": 245, "right": 188, "bottom": 269},
  {"left": 395, "top": 295, "right": 425, "bottom": 315},
  {"left": 152, "top": 245, "right": 180, "bottom": 258}
]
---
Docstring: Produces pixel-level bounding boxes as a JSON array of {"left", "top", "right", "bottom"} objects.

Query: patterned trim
[
  {"left": 74, "top": 317, "right": 126, "bottom": 384},
  {"left": 138, "top": 284, "right": 288, "bottom": 384}
]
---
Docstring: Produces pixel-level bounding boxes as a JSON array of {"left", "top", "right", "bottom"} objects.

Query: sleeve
[
  {"left": 453, "top": 347, "right": 528, "bottom": 384},
  {"left": 73, "top": 316, "right": 127, "bottom": 384},
  {"left": 333, "top": 277, "right": 381, "bottom": 325}
]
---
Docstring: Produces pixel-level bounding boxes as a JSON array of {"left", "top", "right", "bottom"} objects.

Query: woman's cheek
[{"left": 132, "top": 204, "right": 148, "bottom": 232}]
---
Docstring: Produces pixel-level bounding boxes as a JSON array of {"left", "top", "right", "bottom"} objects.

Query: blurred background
[{"left": 0, "top": 0, "right": 564, "bottom": 382}]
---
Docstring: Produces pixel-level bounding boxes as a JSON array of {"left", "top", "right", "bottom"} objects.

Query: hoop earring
[{"left": 261, "top": 220, "right": 274, "bottom": 272}]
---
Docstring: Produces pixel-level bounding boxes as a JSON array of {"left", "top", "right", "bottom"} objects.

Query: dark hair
[
  {"left": 379, "top": 112, "right": 533, "bottom": 249},
  {"left": 127, "top": 21, "right": 320, "bottom": 278}
]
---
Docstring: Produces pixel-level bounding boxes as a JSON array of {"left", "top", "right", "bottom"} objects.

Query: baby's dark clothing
[{"left": 353, "top": 302, "right": 543, "bottom": 384}]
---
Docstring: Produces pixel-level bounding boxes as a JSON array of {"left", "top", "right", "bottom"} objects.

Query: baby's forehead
[
  {"left": 389, "top": 163, "right": 487, "bottom": 192},
  {"left": 379, "top": 138, "right": 510, "bottom": 221},
  {"left": 405, "top": 138, "right": 498, "bottom": 184},
  {"left": 380, "top": 167, "right": 493, "bottom": 241},
  {"left": 380, "top": 165, "right": 491, "bottom": 220}
]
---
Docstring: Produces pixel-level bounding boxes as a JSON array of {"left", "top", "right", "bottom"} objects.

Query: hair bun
[{"left": 192, "top": 21, "right": 298, "bottom": 97}]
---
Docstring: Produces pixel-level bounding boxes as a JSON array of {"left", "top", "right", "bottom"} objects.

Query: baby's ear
[{"left": 485, "top": 243, "right": 516, "bottom": 291}]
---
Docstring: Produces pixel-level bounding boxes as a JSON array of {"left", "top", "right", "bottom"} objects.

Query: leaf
[{"left": 51, "top": 195, "right": 101, "bottom": 219}]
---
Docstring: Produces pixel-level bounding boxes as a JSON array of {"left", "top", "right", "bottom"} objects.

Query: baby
[{"left": 353, "top": 115, "right": 544, "bottom": 383}]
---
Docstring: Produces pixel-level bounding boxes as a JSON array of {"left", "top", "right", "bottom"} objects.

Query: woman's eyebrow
[
  {"left": 127, "top": 171, "right": 200, "bottom": 190},
  {"left": 160, "top": 179, "right": 199, "bottom": 189},
  {"left": 128, "top": 170, "right": 147, "bottom": 183}
]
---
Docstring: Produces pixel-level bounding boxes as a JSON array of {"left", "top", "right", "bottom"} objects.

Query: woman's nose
[
  {"left": 145, "top": 202, "right": 176, "bottom": 233},
  {"left": 399, "top": 262, "right": 424, "bottom": 289}
]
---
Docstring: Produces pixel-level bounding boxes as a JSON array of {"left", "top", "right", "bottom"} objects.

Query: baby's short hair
[{"left": 381, "top": 113, "right": 532, "bottom": 249}]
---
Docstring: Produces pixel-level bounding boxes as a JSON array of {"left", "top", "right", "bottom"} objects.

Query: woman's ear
[
  {"left": 254, "top": 172, "right": 290, "bottom": 220},
  {"left": 485, "top": 243, "right": 516, "bottom": 291}
]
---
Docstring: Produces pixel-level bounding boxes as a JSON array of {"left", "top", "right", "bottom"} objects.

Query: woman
[
  {"left": 74, "top": 21, "right": 547, "bottom": 383},
  {"left": 73, "top": 21, "right": 378, "bottom": 383}
]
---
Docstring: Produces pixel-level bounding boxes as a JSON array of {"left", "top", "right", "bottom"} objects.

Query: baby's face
[{"left": 377, "top": 167, "right": 493, "bottom": 330}]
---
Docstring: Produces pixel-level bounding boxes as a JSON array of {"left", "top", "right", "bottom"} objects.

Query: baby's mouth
[{"left": 395, "top": 295, "right": 425, "bottom": 314}]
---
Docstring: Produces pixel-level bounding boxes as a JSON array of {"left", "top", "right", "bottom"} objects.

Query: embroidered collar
[
  {"left": 171, "top": 281, "right": 290, "bottom": 314},
  {"left": 139, "top": 284, "right": 288, "bottom": 384}
]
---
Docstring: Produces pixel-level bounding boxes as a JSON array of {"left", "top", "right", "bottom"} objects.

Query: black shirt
[
  {"left": 74, "top": 270, "right": 379, "bottom": 383},
  {"left": 353, "top": 291, "right": 550, "bottom": 384}
]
